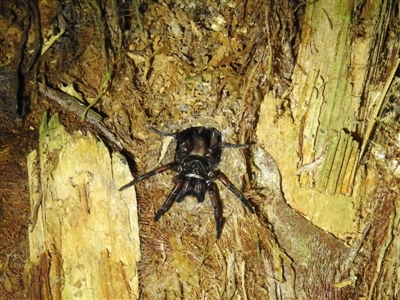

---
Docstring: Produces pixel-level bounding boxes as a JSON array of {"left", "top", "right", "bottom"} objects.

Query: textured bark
[{"left": 26, "top": 112, "right": 140, "bottom": 299}]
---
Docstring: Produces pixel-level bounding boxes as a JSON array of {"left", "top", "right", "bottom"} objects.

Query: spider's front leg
[
  {"left": 220, "top": 142, "right": 253, "bottom": 149},
  {"left": 214, "top": 170, "right": 255, "bottom": 213},
  {"left": 154, "top": 177, "right": 184, "bottom": 221},
  {"left": 207, "top": 181, "right": 223, "bottom": 239},
  {"left": 119, "top": 162, "right": 179, "bottom": 191}
]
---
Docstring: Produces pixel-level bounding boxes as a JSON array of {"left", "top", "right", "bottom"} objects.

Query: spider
[{"left": 120, "top": 126, "right": 254, "bottom": 238}]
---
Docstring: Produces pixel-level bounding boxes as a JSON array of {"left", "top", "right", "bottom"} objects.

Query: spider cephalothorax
[{"left": 120, "top": 126, "right": 254, "bottom": 238}]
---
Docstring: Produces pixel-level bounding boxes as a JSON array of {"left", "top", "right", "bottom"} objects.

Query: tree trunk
[{"left": 26, "top": 112, "right": 140, "bottom": 299}]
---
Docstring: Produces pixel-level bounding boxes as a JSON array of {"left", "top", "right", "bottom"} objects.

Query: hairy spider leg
[
  {"left": 207, "top": 181, "right": 223, "bottom": 239},
  {"left": 119, "top": 162, "right": 179, "bottom": 191},
  {"left": 207, "top": 141, "right": 252, "bottom": 159},
  {"left": 214, "top": 170, "right": 255, "bottom": 213},
  {"left": 220, "top": 142, "right": 253, "bottom": 149},
  {"left": 148, "top": 126, "right": 176, "bottom": 137},
  {"left": 154, "top": 177, "right": 184, "bottom": 221}
]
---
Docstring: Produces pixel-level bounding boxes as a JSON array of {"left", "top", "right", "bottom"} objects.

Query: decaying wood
[
  {"left": 257, "top": 0, "right": 399, "bottom": 241},
  {"left": 26, "top": 112, "right": 140, "bottom": 299},
  {"left": 255, "top": 0, "right": 400, "bottom": 298}
]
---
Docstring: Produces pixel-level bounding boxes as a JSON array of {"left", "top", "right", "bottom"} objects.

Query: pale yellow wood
[
  {"left": 27, "top": 112, "right": 140, "bottom": 299},
  {"left": 256, "top": 0, "right": 397, "bottom": 241}
]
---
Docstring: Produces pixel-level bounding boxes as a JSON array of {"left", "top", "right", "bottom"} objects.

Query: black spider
[{"left": 120, "top": 126, "right": 254, "bottom": 238}]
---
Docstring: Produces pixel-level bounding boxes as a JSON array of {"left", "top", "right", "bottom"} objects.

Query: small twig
[{"left": 39, "top": 84, "right": 123, "bottom": 149}]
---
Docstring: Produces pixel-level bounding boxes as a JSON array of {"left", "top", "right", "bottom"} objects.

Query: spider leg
[
  {"left": 220, "top": 142, "right": 253, "bottom": 149},
  {"left": 207, "top": 181, "right": 223, "bottom": 239},
  {"left": 154, "top": 177, "right": 184, "bottom": 221},
  {"left": 148, "top": 126, "right": 176, "bottom": 137},
  {"left": 214, "top": 170, "right": 255, "bottom": 213},
  {"left": 119, "top": 162, "right": 179, "bottom": 191}
]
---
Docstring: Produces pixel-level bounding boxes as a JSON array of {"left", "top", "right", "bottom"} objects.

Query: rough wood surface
[
  {"left": 26, "top": 112, "right": 140, "bottom": 299},
  {"left": 257, "top": 0, "right": 399, "bottom": 241}
]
